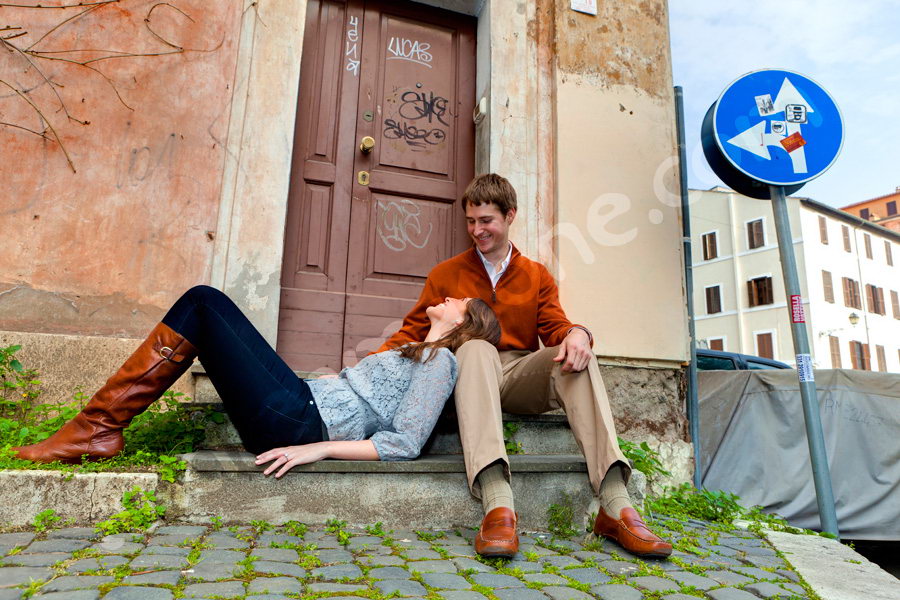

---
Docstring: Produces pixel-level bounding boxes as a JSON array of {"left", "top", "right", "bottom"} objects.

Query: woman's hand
[{"left": 255, "top": 443, "right": 328, "bottom": 478}]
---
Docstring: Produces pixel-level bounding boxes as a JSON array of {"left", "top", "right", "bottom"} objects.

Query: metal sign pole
[{"left": 769, "top": 185, "right": 840, "bottom": 538}]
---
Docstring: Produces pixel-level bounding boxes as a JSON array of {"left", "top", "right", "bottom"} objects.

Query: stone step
[
  {"left": 189, "top": 368, "right": 580, "bottom": 454},
  {"left": 194, "top": 402, "right": 579, "bottom": 455},
  {"left": 174, "top": 450, "right": 646, "bottom": 530}
]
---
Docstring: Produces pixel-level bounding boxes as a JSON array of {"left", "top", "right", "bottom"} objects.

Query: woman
[{"left": 13, "top": 286, "right": 500, "bottom": 477}]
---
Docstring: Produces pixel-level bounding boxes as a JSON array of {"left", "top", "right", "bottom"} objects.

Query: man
[{"left": 377, "top": 174, "right": 671, "bottom": 558}]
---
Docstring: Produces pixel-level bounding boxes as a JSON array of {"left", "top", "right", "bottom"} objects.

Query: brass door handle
[{"left": 359, "top": 136, "right": 375, "bottom": 154}]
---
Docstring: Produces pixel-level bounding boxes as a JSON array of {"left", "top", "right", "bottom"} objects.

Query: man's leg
[
  {"left": 454, "top": 340, "right": 518, "bottom": 557},
  {"left": 501, "top": 347, "right": 672, "bottom": 558}
]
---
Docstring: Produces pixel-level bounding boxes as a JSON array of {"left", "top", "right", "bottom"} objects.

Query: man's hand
[{"left": 553, "top": 328, "right": 593, "bottom": 373}]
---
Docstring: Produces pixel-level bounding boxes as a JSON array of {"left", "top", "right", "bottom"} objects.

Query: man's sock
[
  {"left": 478, "top": 462, "right": 514, "bottom": 513},
  {"left": 598, "top": 463, "right": 633, "bottom": 517}
]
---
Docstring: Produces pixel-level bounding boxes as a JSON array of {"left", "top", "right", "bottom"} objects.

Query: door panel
[
  {"left": 278, "top": 0, "right": 475, "bottom": 371},
  {"left": 342, "top": 0, "right": 475, "bottom": 365}
]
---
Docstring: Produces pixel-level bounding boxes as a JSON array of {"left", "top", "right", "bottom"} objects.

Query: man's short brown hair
[{"left": 462, "top": 173, "right": 517, "bottom": 216}]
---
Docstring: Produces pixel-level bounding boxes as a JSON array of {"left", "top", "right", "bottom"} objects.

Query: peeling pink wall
[{"left": 0, "top": 0, "right": 243, "bottom": 336}]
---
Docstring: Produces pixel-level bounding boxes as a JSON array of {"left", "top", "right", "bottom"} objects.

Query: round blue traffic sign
[
  {"left": 704, "top": 69, "right": 843, "bottom": 190},
  {"left": 710, "top": 69, "right": 844, "bottom": 185}
]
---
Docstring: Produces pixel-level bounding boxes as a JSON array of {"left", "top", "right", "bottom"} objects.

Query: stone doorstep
[
  {"left": 197, "top": 407, "right": 580, "bottom": 455},
  {"left": 0, "top": 459, "right": 647, "bottom": 530},
  {"left": 191, "top": 367, "right": 579, "bottom": 454},
  {"left": 180, "top": 451, "right": 589, "bottom": 474}
]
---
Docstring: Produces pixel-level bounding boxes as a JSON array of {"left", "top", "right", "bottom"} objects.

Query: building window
[
  {"left": 888, "top": 200, "right": 898, "bottom": 216},
  {"left": 702, "top": 232, "right": 718, "bottom": 261},
  {"left": 822, "top": 270, "right": 834, "bottom": 303},
  {"left": 842, "top": 277, "right": 862, "bottom": 309},
  {"left": 849, "top": 341, "right": 870, "bottom": 370},
  {"left": 756, "top": 332, "right": 774, "bottom": 359},
  {"left": 842, "top": 225, "right": 851, "bottom": 252},
  {"left": 747, "top": 219, "right": 765, "bottom": 250},
  {"left": 864, "top": 234, "right": 873, "bottom": 259},
  {"left": 708, "top": 338, "right": 724, "bottom": 351},
  {"left": 747, "top": 276, "right": 774, "bottom": 307},
  {"left": 886, "top": 241, "right": 894, "bottom": 266},
  {"left": 860, "top": 208, "right": 871, "bottom": 220},
  {"left": 892, "top": 290, "right": 900, "bottom": 319},
  {"left": 829, "top": 335, "right": 841, "bottom": 368},
  {"left": 876, "top": 345, "right": 887, "bottom": 372},
  {"left": 865, "top": 284, "right": 885, "bottom": 315},
  {"left": 705, "top": 285, "right": 722, "bottom": 314},
  {"left": 818, "top": 216, "right": 828, "bottom": 244}
]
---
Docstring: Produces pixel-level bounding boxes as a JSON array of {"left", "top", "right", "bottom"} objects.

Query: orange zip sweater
[{"left": 377, "top": 246, "right": 590, "bottom": 353}]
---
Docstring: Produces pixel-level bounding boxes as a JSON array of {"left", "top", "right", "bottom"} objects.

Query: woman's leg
[
  {"left": 161, "top": 285, "right": 324, "bottom": 454},
  {"left": 14, "top": 321, "right": 198, "bottom": 463}
]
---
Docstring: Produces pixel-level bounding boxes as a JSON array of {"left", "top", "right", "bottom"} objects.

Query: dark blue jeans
[{"left": 162, "top": 285, "right": 324, "bottom": 454}]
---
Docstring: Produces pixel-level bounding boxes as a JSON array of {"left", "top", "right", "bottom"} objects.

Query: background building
[
  {"left": 690, "top": 187, "right": 900, "bottom": 372},
  {"left": 840, "top": 187, "right": 900, "bottom": 233}
]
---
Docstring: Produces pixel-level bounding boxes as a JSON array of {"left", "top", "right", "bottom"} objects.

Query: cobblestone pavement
[{"left": 0, "top": 515, "right": 816, "bottom": 599}]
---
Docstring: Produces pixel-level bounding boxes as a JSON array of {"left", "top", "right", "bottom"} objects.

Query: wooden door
[{"left": 278, "top": 0, "right": 475, "bottom": 372}]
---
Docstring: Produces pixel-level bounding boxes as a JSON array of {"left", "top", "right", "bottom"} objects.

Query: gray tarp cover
[{"left": 699, "top": 369, "right": 900, "bottom": 540}]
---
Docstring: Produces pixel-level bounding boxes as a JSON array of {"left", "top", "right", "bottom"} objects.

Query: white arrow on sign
[{"left": 726, "top": 77, "right": 809, "bottom": 174}]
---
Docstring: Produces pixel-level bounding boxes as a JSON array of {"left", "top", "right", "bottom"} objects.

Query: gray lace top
[{"left": 305, "top": 347, "right": 458, "bottom": 460}]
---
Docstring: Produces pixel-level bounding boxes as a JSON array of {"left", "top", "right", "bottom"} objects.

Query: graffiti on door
[
  {"left": 382, "top": 88, "right": 450, "bottom": 151},
  {"left": 377, "top": 198, "right": 434, "bottom": 251}
]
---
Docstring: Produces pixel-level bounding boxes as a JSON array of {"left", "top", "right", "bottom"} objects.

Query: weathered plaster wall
[
  {"left": 0, "top": 331, "right": 192, "bottom": 407},
  {"left": 551, "top": 0, "right": 689, "bottom": 362},
  {"left": 209, "top": 0, "right": 308, "bottom": 344},
  {"left": 0, "top": 0, "right": 244, "bottom": 337}
]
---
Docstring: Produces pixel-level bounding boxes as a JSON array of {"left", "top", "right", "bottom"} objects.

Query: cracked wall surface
[{"left": 0, "top": 1, "right": 244, "bottom": 337}]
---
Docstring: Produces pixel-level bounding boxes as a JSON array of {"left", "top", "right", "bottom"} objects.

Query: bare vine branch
[
  {"left": 0, "top": 78, "right": 75, "bottom": 172},
  {"left": 0, "top": 0, "right": 222, "bottom": 172},
  {"left": 0, "top": 1, "right": 119, "bottom": 9},
  {"left": 0, "top": 119, "right": 52, "bottom": 139},
  {"left": 26, "top": 3, "right": 100, "bottom": 50}
]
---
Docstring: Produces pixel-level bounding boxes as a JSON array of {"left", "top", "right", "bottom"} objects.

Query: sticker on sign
[
  {"left": 790, "top": 295, "right": 805, "bottom": 323},
  {"left": 796, "top": 353, "right": 814, "bottom": 383}
]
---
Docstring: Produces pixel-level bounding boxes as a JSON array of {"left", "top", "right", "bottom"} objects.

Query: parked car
[{"left": 696, "top": 349, "right": 791, "bottom": 371}]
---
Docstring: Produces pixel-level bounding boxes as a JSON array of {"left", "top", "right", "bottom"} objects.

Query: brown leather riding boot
[{"left": 13, "top": 322, "right": 197, "bottom": 464}]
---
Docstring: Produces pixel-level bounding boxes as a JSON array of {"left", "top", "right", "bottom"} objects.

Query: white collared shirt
[{"left": 476, "top": 242, "right": 513, "bottom": 288}]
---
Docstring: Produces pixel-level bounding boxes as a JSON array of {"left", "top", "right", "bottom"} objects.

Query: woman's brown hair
[{"left": 396, "top": 298, "right": 501, "bottom": 363}]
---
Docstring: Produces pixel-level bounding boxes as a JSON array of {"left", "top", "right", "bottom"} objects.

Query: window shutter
[
  {"left": 842, "top": 277, "right": 850, "bottom": 306},
  {"left": 709, "top": 339, "right": 724, "bottom": 351},
  {"left": 864, "top": 234, "right": 873, "bottom": 259},
  {"left": 829, "top": 336, "right": 841, "bottom": 368},
  {"left": 822, "top": 271, "right": 834, "bottom": 303},
  {"left": 886, "top": 241, "right": 893, "bottom": 266},
  {"left": 762, "top": 277, "right": 773, "bottom": 305},
  {"left": 863, "top": 344, "right": 871, "bottom": 370},
  {"left": 842, "top": 226, "right": 851, "bottom": 252},
  {"left": 876, "top": 287, "right": 885, "bottom": 314},
  {"left": 849, "top": 342, "right": 859, "bottom": 370},
  {"left": 891, "top": 290, "right": 900, "bottom": 319},
  {"left": 747, "top": 280, "right": 757, "bottom": 307},
  {"left": 705, "top": 287, "right": 721, "bottom": 314},
  {"left": 876, "top": 345, "right": 886, "bottom": 372},
  {"left": 818, "top": 216, "right": 828, "bottom": 244},
  {"left": 756, "top": 333, "right": 773, "bottom": 359},
  {"left": 709, "top": 234, "right": 717, "bottom": 260}
]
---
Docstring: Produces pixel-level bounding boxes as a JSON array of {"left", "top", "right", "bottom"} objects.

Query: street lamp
[{"left": 848, "top": 312, "right": 860, "bottom": 326}]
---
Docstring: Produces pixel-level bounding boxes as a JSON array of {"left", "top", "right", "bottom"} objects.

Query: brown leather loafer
[
  {"left": 593, "top": 507, "right": 672, "bottom": 558},
  {"left": 474, "top": 507, "right": 518, "bottom": 558}
]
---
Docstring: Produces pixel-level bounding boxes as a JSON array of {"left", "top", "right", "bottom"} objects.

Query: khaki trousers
[{"left": 454, "top": 340, "right": 628, "bottom": 498}]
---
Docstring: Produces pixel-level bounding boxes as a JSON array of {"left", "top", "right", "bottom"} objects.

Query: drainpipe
[{"left": 675, "top": 86, "right": 702, "bottom": 489}]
